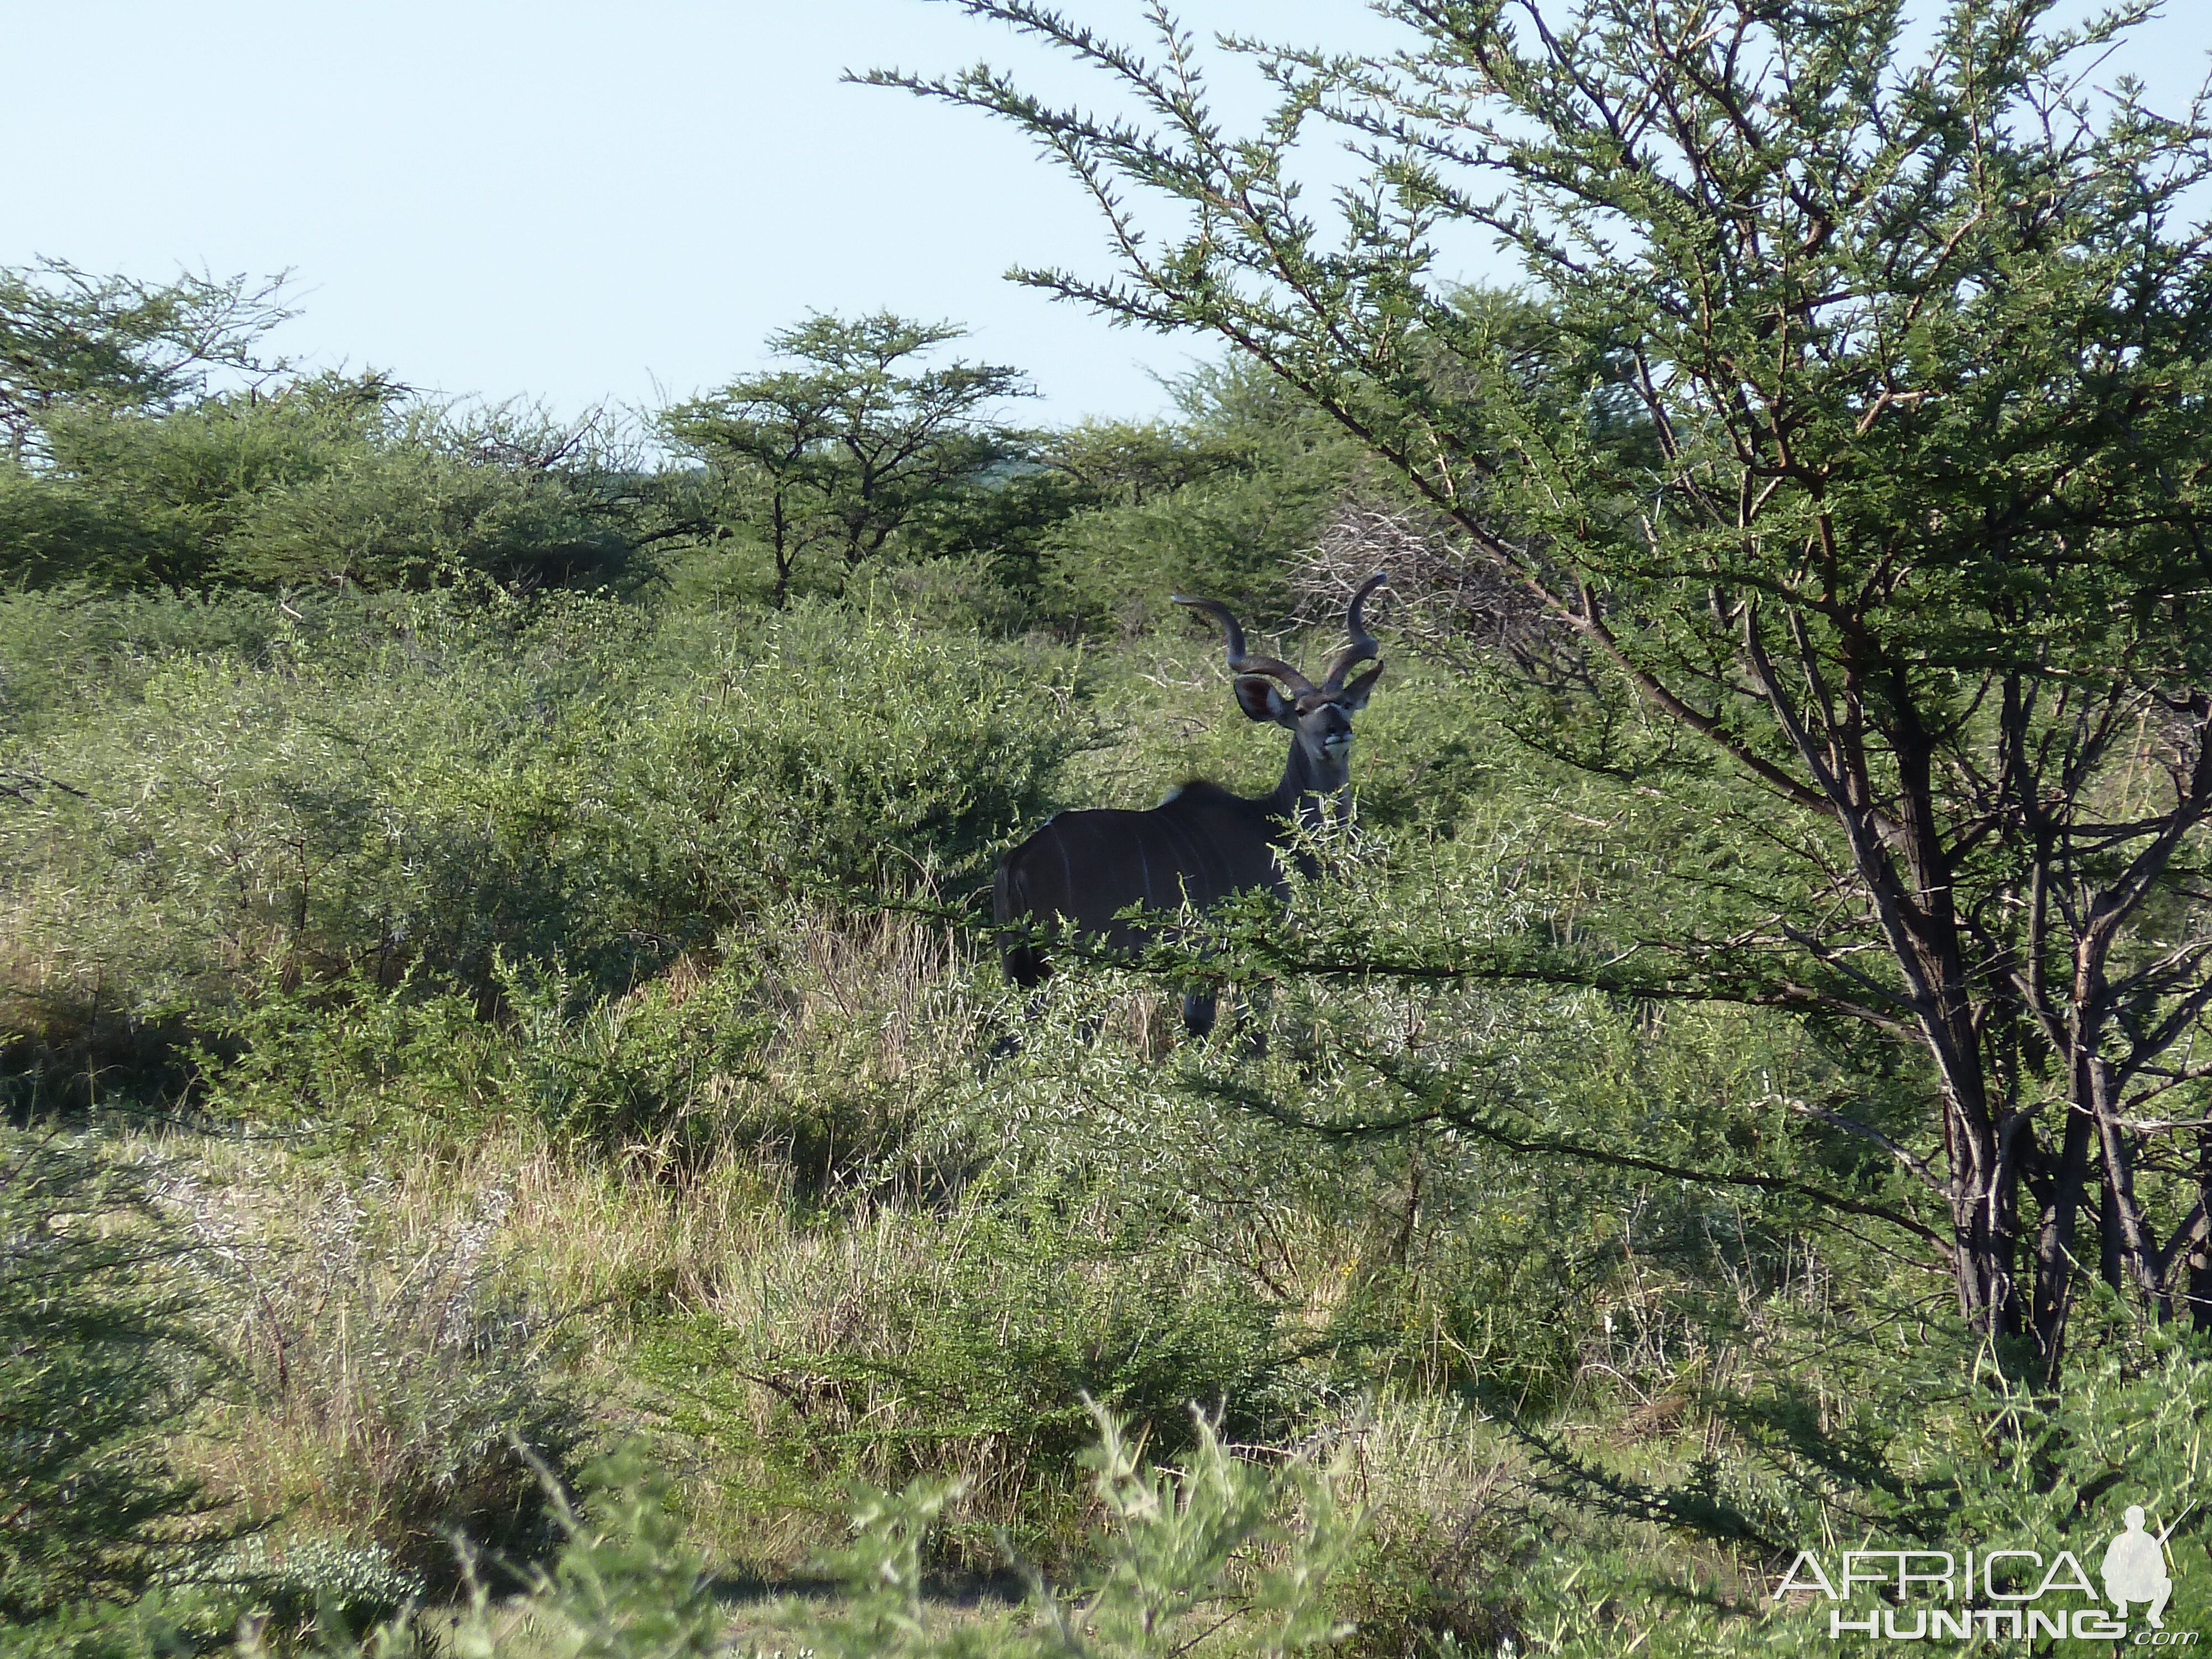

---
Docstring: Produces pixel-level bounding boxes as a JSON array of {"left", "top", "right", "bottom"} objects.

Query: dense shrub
[
  {"left": 621, "top": 600, "right": 1088, "bottom": 909},
  {"left": 1036, "top": 365, "right": 1363, "bottom": 637},
  {"left": 638, "top": 1176, "right": 1297, "bottom": 1558},
  {"left": 0, "top": 593, "right": 1085, "bottom": 1100},
  {"left": 6, "top": 376, "right": 656, "bottom": 593},
  {"left": 0, "top": 1132, "right": 222, "bottom": 1623}
]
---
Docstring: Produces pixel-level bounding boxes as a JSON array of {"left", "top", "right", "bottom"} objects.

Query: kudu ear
[
  {"left": 1233, "top": 675, "right": 1295, "bottom": 723},
  {"left": 1339, "top": 663, "right": 1384, "bottom": 711}
]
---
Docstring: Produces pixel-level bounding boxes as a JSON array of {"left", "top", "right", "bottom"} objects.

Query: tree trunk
[
  {"left": 1945, "top": 1095, "right": 2022, "bottom": 1339},
  {"left": 2188, "top": 1128, "right": 2212, "bottom": 1331},
  {"left": 2031, "top": 1097, "right": 2097, "bottom": 1369}
]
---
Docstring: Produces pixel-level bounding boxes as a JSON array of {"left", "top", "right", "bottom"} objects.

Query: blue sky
[{"left": 6, "top": 2, "right": 2209, "bottom": 426}]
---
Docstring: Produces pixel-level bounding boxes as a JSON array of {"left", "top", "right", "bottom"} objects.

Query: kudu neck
[{"left": 1266, "top": 736, "right": 1349, "bottom": 833}]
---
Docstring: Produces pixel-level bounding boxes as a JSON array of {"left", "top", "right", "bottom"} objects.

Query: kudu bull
[{"left": 993, "top": 573, "right": 1387, "bottom": 1038}]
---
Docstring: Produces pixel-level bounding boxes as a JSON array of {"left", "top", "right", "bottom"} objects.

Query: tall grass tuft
[{"left": 164, "top": 1138, "right": 585, "bottom": 1587}]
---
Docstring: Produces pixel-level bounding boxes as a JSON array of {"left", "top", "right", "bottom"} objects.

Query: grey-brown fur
[{"left": 994, "top": 574, "right": 1386, "bottom": 1037}]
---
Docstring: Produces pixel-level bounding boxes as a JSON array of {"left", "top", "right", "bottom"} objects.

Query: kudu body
[{"left": 993, "top": 575, "right": 1386, "bottom": 1037}]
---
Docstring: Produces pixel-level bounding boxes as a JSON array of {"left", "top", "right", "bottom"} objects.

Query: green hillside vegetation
[{"left": 11, "top": 3, "right": 2212, "bottom": 1653}]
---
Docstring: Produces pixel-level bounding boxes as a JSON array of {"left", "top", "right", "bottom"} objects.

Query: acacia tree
[
  {"left": 881, "top": 1, "right": 2212, "bottom": 1374},
  {"left": 0, "top": 260, "right": 292, "bottom": 463},
  {"left": 663, "top": 313, "right": 1030, "bottom": 603}
]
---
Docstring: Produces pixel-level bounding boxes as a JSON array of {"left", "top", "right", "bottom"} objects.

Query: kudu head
[{"left": 1173, "top": 573, "right": 1387, "bottom": 796}]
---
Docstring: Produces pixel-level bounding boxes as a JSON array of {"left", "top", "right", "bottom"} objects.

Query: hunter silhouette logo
[
  {"left": 1774, "top": 1501, "right": 2197, "bottom": 1644},
  {"left": 2105, "top": 1505, "right": 2185, "bottom": 1630}
]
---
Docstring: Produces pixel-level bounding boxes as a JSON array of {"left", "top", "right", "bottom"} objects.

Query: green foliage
[
  {"left": 270, "top": 1415, "right": 1355, "bottom": 1659},
  {"left": 625, "top": 600, "right": 1087, "bottom": 909},
  {"left": 0, "top": 1131, "right": 222, "bottom": 1623},
  {"left": 1329, "top": 1515, "right": 1520, "bottom": 1659},
  {"left": 1047, "top": 1407, "right": 1360, "bottom": 1659},
  {"left": 2, "top": 591, "right": 642, "bottom": 1032},
  {"left": 659, "top": 331, "right": 1361, "bottom": 632},
  {"left": 9, "top": 375, "right": 655, "bottom": 592},
  {"left": 0, "top": 593, "right": 1081, "bottom": 1109},
  {"left": 0, "top": 457, "right": 169, "bottom": 588},
  {"left": 192, "top": 1535, "right": 425, "bottom": 1643},
  {"left": 498, "top": 1447, "right": 726, "bottom": 1659},
  {"left": 801, "top": 1405, "right": 1363, "bottom": 1659},
  {"left": 0, "top": 259, "right": 291, "bottom": 462},
  {"left": 0, "top": 1589, "right": 217, "bottom": 1659},
  {"left": 1601, "top": 1311, "right": 2212, "bottom": 1566},
  {"left": 1443, "top": 1317, "right": 2212, "bottom": 1656},
  {"left": 215, "top": 395, "right": 651, "bottom": 593},
  {"left": 639, "top": 1177, "right": 1296, "bottom": 1550},
  {"left": 0, "top": 585, "right": 302, "bottom": 736},
  {"left": 663, "top": 313, "right": 1032, "bottom": 604},
  {"left": 486, "top": 948, "right": 775, "bottom": 1156},
  {"left": 1037, "top": 364, "right": 1364, "bottom": 635},
  {"left": 888, "top": 1199, "right": 1286, "bottom": 1460},
  {"left": 199, "top": 968, "right": 504, "bottom": 1132},
  {"left": 902, "top": 0, "right": 2212, "bottom": 1364},
  {"left": 262, "top": 1446, "right": 719, "bottom": 1659},
  {"left": 798, "top": 1475, "right": 1000, "bottom": 1658},
  {"left": 967, "top": 815, "right": 1866, "bottom": 1415}
]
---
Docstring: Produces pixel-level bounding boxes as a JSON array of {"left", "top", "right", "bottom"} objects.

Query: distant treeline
[{"left": 0, "top": 262, "right": 1365, "bottom": 633}]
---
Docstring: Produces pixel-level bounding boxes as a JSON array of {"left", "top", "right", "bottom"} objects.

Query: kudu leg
[
  {"left": 1183, "top": 983, "right": 1273, "bottom": 1052},
  {"left": 1238, "top": 980, "right": 1274, "bottom": 1059},
  {"left": 1182, "top": 987, "right": 1219, "bottom": 1040},
  {"left": 982, "top": 990, "right": 1055, "bottom": 1068}
]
